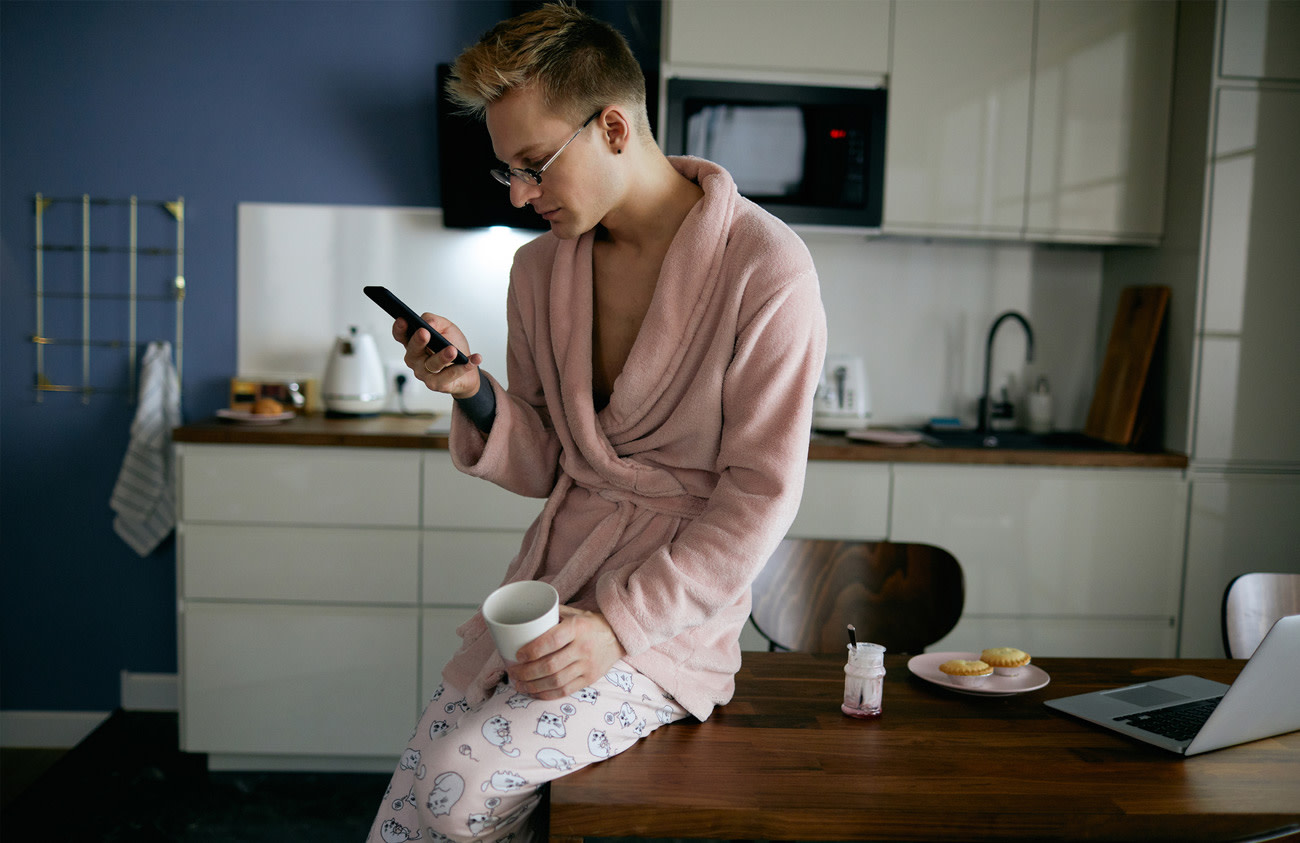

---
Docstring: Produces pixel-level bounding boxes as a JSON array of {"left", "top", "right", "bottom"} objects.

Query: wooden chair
[
  {"left": 750, "top": 539, "right": 964, "bottom": 655},
  {"left": 1221, "top": 572, "right": 1300, "bottom": 658}
]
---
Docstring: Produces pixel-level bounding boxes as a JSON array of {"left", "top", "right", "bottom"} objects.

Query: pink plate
[
  {"left": 215, "top": 408, "right": 296, "bottom": 424},
  {"left": 907, "top": 651, "right": 1050, "bottom": 697}
]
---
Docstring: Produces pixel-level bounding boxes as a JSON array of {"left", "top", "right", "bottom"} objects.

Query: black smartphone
[{"left": 363, "top": 285, "right": 470, "bottom": 366}]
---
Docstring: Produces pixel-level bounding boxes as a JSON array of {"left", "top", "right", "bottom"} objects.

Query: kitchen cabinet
[
  {"left": 1181, "top": 475, "right": 1300, "bottom": 658},
  {"left": 176, "top": 439, "right": 1189, "bottom": 768},
  {"left": 1193, "top": 87, "right": 1300, "bottom": 466},
  {"left": 659, "top": 0, "right": 1175, "bottom": 243},
  {"left": 182, "top": 523, "right": 419, "bottom": 604},
  {"left": 889, "top": 464, "right": 1188, "bottom": 657},
  {"left": 420, "top": 452, "right": 542, "bottom": 695},
  {"left": 176, "top": 445, "right": 542, "bottom": 771},
  {"left": 177, "top": 445, "right": 425, "bottom": 770},
  {"left": 1025, "top": 0, "right": 1176, "bottom": 241},
  {"left": 664, "top": 0, "right": 890, "bottom": 80},
  {"left": 884, "top": 0, "right": 1034, "bottom": 238},
  {"left": 884, "top": 0, "right": 1175, "bottom": 244},
  {"left": 182, "top": 602, "right": 418, "bottom": 765},
  {"left": 1178, "top": 50, "right": 1300, "bottom": 655},
  {"left": 787, "top": 461, "right": 890, "bottom": 541},
  {"left": 1220, "top": 0, "right": 1300, "bottom": 82},
  {"left": 179, "top": 445, "right": 419, "bottom": 527},
  {"left": 1095, "top": 0, "right": 1300, "bottom": 652}
]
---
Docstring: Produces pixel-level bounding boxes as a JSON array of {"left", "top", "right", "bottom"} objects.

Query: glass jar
[{"left": 842, "top": 642, "right": 886, "bottom": 718}]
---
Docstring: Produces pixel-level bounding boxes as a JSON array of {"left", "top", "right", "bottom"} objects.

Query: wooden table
[{"left": 547, "top": 652, "right": 1300, "bottom": 842}]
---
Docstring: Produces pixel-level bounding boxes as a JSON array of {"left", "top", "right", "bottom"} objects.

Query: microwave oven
[{"left": 664, "top": 77, "right": 886, "bottom": 229}]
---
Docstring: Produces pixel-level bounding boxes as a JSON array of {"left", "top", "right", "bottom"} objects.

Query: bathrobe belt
[{"left": 450, "top": 472, "right": 709, "bottom": 705}]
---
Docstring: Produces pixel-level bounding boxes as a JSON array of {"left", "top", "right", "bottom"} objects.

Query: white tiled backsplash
[{"left": 239, "top": 203, "right": 1103, "bottom": 428}]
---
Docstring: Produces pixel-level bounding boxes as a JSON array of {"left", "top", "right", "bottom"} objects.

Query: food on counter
[
  {"left": 251, "top": 397, "right": 285, "bottom": 415},
  {"left": 939, "top": 658, "right": 994, "bottom": 686},
  {"left": 980, "top": 647, "right": 1031, "bottom": 676}
]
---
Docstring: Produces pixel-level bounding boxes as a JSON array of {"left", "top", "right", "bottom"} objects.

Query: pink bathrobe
[{"left": 444, "top": 157, "right": 827, "bottom": 720}]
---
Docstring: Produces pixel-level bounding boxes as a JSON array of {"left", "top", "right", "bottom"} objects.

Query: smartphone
[{"left": 363, "top": 285, "right": 470, "bottom": 366}]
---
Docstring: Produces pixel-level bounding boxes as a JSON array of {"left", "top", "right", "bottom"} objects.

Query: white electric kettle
[{"left": 323, "top": 326, "right": 387, "bottom": 417}]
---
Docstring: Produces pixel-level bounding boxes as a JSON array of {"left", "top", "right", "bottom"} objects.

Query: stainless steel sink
[{"left": 917, "top": 429, "right": 1124, "bottom": 451}]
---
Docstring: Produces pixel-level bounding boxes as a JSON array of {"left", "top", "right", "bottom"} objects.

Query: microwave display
[{"left": 666, "top": 78, "right": 885, "bottom": 228}]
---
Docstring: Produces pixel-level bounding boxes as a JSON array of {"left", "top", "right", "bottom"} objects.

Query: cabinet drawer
[
  {"left": 935, "top": 615, "right": 1177, "bottom": 658},
  {"left": 422, "top": 529, "right": 524, "bottom": 605},
  {"left": 422, "top": 607, "right": 474, "bottom": 704},
  {"left": 788, "top": 462, "right": 890, "bottom": 540},
  {"left": 891, "top": 465, "right": 1186, "bottom": 617},
  {"left": 423, "top": 452, "right": 544, "bottom": 530},
  {"left": 181, "top": 603, "right": 418, "bottom": 757},
  {"left": 181, "top": 523, "right": 418, "bottom": 603},
  {"left": 179, "top": 445, "right": 419, "bottom": 526}
]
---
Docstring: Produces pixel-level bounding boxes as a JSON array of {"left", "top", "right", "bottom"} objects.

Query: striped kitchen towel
[{"left": 110, "top": 340, "right": 182, "bottom": 556}]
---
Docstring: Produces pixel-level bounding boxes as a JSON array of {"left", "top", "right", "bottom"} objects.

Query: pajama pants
[{"left": 366, "top": 659, "right": 688, "bottom": 843}]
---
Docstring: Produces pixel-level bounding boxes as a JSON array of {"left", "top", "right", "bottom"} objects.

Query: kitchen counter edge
[{"left": 173, "top": 416, "right": 1188, "bottom": 469}]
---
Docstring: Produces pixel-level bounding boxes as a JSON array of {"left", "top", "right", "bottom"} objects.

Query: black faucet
[{"left": 979, "top": 311, "right": 1035, "bottom": 433}]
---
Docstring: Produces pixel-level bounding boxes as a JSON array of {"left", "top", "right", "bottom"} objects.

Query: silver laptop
[{"left": 1045, "top": 613, "right": 1300, "bottom": 756}]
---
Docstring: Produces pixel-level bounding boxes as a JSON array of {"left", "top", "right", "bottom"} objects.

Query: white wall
[
  {"left": 238, "top": 203, "right": 1104, "bottom": 429},
  {"left": 801, "top": 231, "right": 1101, "bottom": 429},
  {"left": 238, "top": 203, "right": 538, "bottom": 416}
]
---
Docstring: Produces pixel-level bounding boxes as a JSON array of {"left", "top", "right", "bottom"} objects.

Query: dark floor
[
  {"left": 1, "top": 713, "right": 785, "bottom": 843},
  {"left": 0, "top": 710, "right": 390, "bottom": 841},
  {"left": 1, "top": 746, "right": 66, "bottom": 809}
]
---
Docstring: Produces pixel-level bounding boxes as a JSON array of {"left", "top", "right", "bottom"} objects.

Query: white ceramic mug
[{"left": 482, "top": 580, "right": 560, "bottom": 663}]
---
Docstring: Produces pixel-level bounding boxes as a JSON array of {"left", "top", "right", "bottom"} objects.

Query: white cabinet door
[
  {"left": 422, "top": 607, "right": 475, "bottom": 705},
  {"left": 423, "top": 452, "right": 544, "bottom": 530},
  {"left": 179, "top": 445, "right": 420, "bottom": 527},
  {"left": 934, "top": 615, "right": 1176, "bottom": 658},
  {"left": 181, "top": 523, "right": 419, "bottom": 604},
  {"left": 885, "top": 0, "right": 1034, "bottom": 237},
  {"left": 181, "top": 603, "right": 418, "bottom": 758},
  {"left": 891, "top": 465, "right": 1187, "bottom": 657},
  {"left": 422, "top": 529, "right": 524, "bottom": 605},
  {"left": 1181, "top": 475, "right": 1300, "bottom": 658},
  {"left": 1194, "top": 88, "right": 1300, "bottom": 465},
  {"left": 788, "top": 462, "right": 890, "bottom": 540},
  {"left": 666, "top": 0, "right": 890, "bottom": 78},
  {"left": 1220, "top": 0, "right": 1300, "bottom": 81},
  {"left": 1026, "top": 0, "right": 1174, "bottom": 242}
]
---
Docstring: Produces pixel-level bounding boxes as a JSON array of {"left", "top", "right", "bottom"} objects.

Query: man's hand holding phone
[
  {"left": 363, "top": 285, "right": 481, "bottom": 399},
  {"left": 396, "top": 313, "right": 481, "bottom": 399}
]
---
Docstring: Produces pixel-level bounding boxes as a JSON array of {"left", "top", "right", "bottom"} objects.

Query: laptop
[{"left": 1045, "top": 613, "right": 1300, "bottom": 756}]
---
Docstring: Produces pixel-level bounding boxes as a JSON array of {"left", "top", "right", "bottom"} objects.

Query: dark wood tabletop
[{"left": 547, "top": 652, "right": 1300, "bottom": 842}]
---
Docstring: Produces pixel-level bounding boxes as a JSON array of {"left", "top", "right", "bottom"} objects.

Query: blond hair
[{"left": 447, "top": 2, "right": 650, "bottom": 138}]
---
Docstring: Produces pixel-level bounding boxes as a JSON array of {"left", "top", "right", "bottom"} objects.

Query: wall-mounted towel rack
[{"left": 32, "top": 193, "right": 185, "bottom": 403}]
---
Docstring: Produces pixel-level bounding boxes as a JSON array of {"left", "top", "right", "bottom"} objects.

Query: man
[{"left": 369, "top": 4, "right": 825, "bottom": 841}]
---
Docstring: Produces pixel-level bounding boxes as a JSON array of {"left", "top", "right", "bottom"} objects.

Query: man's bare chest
[{"left": 591, "top": 251, "right": 662, "bottom": 403}]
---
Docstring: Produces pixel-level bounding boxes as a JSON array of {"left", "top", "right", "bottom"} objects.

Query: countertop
[{"left": 174, "top": 415, "right": 1188, "bottom": 468}]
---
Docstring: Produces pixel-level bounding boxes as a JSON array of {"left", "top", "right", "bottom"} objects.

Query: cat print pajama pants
[{"left": 366, "top": 659, "right": 688, "bottom": 843}]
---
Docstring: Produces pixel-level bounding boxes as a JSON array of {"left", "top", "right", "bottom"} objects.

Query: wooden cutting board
[{"left": 1084, "top": 285, "right": 1170, "bottom": 446}]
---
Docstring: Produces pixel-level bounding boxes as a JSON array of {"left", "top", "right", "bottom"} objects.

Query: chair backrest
[
  {"left": 1221, "top": 572, "right": 1300, "bottom": 658},
  {"left": 750, "top": 539, "right": 964, "bottom": 655}
]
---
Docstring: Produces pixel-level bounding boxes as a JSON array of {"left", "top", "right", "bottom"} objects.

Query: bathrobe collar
[{"left": 549, "top": 156, "right": 738, "bottom": 451}]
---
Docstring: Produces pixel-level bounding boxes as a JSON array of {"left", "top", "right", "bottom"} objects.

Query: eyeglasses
[{"left": 490, "top": 110, "right": 603, "bottom": 187}]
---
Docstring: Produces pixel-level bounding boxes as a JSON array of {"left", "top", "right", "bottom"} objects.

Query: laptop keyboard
[{"left": 1114, "top": 697, "right": 1223, "bottom": 742}]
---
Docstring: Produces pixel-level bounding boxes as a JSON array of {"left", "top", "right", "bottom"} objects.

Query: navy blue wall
[{"left": 0, "top": 0, "right": 515, "bottom": 712}]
